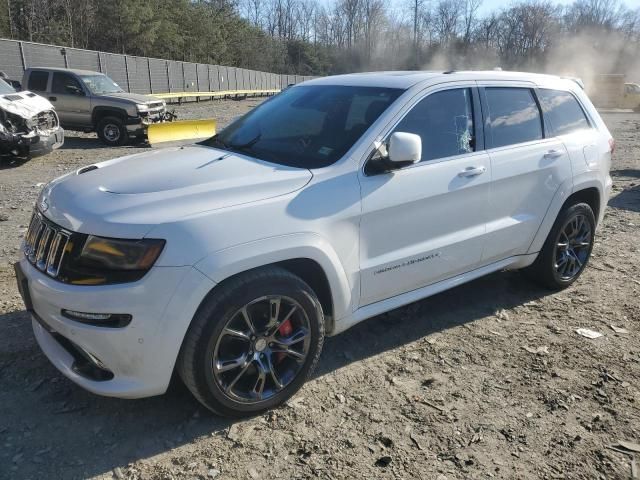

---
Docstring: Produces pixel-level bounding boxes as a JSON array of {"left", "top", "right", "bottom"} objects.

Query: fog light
[{"left": 61, "top": 309, "right": 132, "bottom": 328}]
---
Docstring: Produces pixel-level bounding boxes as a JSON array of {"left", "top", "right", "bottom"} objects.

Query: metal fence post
[
  {"left": 147, "top": 57, "right": 153, "bottom": 93},
  {"left": 166, "top": 60, "right": 171, "bottom": 93},
  {"left": 181, "top": 62, "right": 186, "bottom": 91},
  {"left": 97, "top": 52, "right": 103, "bottom": 73},
  {"left": 18, "top": 41, "right": 26, "bottom": 71},
  {"left": 124, "top": 56, "right": 131, "bottom": 92}
]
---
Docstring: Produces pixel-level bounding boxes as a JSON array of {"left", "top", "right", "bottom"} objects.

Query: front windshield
[
  {"left": 0, "top": 78, "right": 16, "bottom": 94},
  {"left": 629, "top": 84, "right": 640, "bottom": 94},
  {"left": 201, "top": 85, "right": 403, "bottom": 168},
  {"left": 79, "top": 74, "right": 124, "bottom": 95}
]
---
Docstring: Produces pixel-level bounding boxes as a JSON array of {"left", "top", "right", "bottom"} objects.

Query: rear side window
[
  {"left": 538, "top": 89, "right": 590, "bottom": 136},
  {"left": 28, "top": 71, "right": 49, "bottom": 92},
  {"left": 393, "top": 88, "right": 475, "bottom": 162},
  {"left": 485, "top": 88, "right": 543, "bottom": 148},
  {"left": 52, "top": 72, "right": 83, "bottom": 95}
]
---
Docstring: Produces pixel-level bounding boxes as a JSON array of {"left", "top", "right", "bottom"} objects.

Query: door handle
[
  {"left": 458, "top": 166, "right": 486, "bottom": 177},
  {"left": 544, "top": 149, "right": 564, "bottom": 159},
  {"left": 48, "top": 96, "right": 57, "bottom": 101}
]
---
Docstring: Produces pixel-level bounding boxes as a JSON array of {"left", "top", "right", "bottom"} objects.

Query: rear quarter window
[
  {"left": 485, "top": 87, "right": 543, "bottom": 148},
  {"left": 27, "top": 71, "right": 49, "bottom": 92},
  {"left": 537, "top": 89, "right": 590, "bottom": 136}
]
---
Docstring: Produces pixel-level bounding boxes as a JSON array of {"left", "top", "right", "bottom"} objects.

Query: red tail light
[{"left": 609, "top": 138, "right": 615, "bottom": 156}]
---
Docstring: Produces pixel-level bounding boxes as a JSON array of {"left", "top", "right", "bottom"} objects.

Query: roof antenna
[{"left": 443, "top": 70, "right": 455, "bottom": 74}]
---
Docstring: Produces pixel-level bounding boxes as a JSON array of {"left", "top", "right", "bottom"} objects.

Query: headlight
[
  {"left": 136, "top": 104, "right": 149, "bottom": 113},
  {"left": 61, "top": 236, "right": 165, "bottom": 285}
]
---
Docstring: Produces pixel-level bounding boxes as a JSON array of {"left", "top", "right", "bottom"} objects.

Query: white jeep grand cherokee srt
[{"left": 15, "top": 71, "right": 613, "bottom": 417}]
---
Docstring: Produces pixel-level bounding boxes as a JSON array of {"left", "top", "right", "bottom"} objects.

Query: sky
[
  {"left": 478, "top": 0, "right": 574, "bottom": 14},
  {"left": 478, "top": 0, "right": 639, "bottom": 15}
]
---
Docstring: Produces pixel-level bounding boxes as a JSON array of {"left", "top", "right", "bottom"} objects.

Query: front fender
[{"left": 194, "top": 232, "right": 354, "bottom": 326}]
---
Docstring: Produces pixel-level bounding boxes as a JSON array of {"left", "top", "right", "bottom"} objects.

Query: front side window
[
  {"left": 538, "top": 89, "right": 590, "bottom": 136},
  {"left": 201, "top": 85, "right": 403, "bottom": 168},
  {"left": 392, "top": 88, "right": 475, "bottom": 162},
  {"left": 485, "top": 88, "right": 543, "bottom": 148},
  {"left": 52, "top": 72, "right": 84, "bottom": 95},
  {"left": 28, "top": 71, "right": 49, "bottom": 92},
  {"left": 79, "top": 74, "right": 124, "bottom": 95}
]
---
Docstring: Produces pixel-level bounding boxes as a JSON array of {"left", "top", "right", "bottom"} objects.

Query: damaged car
[{"left": 0, "top": 78, "right": 64, "bottom": 159}]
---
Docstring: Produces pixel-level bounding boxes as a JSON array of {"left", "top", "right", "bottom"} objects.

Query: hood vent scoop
[
  {"left": 77, "top": 165, "right": 98, "bottom": 175},
  {"left": 3, "top": 94, "right": 23, "bottom": 101}
]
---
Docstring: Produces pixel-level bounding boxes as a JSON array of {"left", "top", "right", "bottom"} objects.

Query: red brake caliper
[{"left": 276, "top": 319, "right": 293, "bottom": 363}]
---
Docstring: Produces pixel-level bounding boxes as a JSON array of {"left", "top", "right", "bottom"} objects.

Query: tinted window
[
  {"left": 485, "top": 88, "right": 543, "bottom": 148},
  {"left": 201, "top": 85, "right": 403, "bottom": 169},
  {"left": 538, "top": 89, "right": 590, "bottom": 136},
  {"left": 52, "top": 72, "right": 83, "bottom": 95},
  {"left": 28, "top": 71, "right": 49, "bottom": 92},
  {"left": 393, "top": 88, "right": 474, "bottom": 162}
]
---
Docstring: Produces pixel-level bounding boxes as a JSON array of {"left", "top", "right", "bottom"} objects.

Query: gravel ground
[{"left": 0, "top": 99, "right": 638, "bottom": 480}]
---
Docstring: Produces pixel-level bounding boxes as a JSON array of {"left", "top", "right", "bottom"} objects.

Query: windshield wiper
[
  {"left": 200, "top": 133, "right": 261, "bottom": 155},
  {"left": 203, "top": 134, "right": 230, "bottom": 149},
  {"left": 229, "top": 134, "right": 261, "bottom": 153}
]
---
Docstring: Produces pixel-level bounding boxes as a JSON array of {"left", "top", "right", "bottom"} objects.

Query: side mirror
[
  {"left": 388, "top": 132, "right": 422, "bottom": 164},
  {"left": 364, "top": 132, "right": 422, "bottom": 176}
]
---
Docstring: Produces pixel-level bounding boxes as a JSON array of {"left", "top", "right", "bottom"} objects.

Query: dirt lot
[{"left": 0, "top": 99, "right": 638, "bottom": 480}]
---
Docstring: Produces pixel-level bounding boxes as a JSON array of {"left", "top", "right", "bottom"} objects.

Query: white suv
[{"left": 14, "top": 71, "right": 613, "bottom": 416}]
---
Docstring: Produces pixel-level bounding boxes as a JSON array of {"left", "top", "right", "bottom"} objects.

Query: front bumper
[
  {"left": 14, "top": 258, "right": 215, "bottom": 398},
  {"left": 0, "top": 126, "right": 64, "bottom": 158},
  {"left": 126, "top": 111, "right": 167, "bottom": 136},
  {"left": 29, "top": 126, "right": 64, "bottom": 157}
]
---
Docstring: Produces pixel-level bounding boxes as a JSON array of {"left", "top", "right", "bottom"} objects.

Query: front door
[
  {"left": 49, "top": 72, "right": 92, "bottom": 128},
  {"left": 358, "top": 86, "right": 490, "bottom": 306}
]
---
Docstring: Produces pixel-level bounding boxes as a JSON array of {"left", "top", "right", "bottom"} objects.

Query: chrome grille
[
  {"left": 24, "top": 212, "right": 70, "bottom": 278},
  {"left": 33, "top": 110, "right": 59, "bottom": 131}
]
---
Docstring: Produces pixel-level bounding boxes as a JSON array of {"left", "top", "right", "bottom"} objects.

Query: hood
[
  {"left": 40, "top": 145, "right": 312, "bottom": 238},
  {"left": 0, "top": 91, "right": 55, "bottom": 118},
  {"left": 99, "top": 92, "right": 163, "bottom": 105}
]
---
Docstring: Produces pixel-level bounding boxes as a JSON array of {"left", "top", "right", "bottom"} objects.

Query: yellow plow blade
[{"left": 147, "top": 119, "right": 216, "bottom": 145}]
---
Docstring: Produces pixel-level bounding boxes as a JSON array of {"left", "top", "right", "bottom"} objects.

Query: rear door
[
  {"left": 479, "top": 84, "right": 573, "bottom": 263},
  {"left": 25, "top": 70, "right": 50, "bottom": 96},
  {"left": 358, "top": 85, "right": 491, "bottom": 306}
]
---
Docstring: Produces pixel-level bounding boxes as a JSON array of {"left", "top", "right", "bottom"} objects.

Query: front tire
[
  {"left": 524, "top": 202, "right": 596, "bottom": 290},
  {"left": 96, "top": 116, "right": 128, "bottom": 146},
  {"left": 178, "top": 267, "right": 325, "bottom": 417}
]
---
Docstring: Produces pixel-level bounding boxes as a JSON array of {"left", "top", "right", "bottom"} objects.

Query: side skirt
[{"left": 331, "top": 253, "right": 538, "bottom": 336}]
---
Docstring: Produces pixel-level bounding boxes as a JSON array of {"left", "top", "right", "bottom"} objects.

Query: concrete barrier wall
[{"left": 0, "top": 38, "right": 315, "bottom": 94}]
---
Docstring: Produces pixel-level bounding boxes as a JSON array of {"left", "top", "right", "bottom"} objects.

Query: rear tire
[
  {"left": 524, "top": 202, "right": 595, "bottom": 290},
  {"left": 96, "top": 116, "right": 128, "bottom": 146},
  {"left": 178, "top": 267, "right": 325, "bottom": 417}
]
